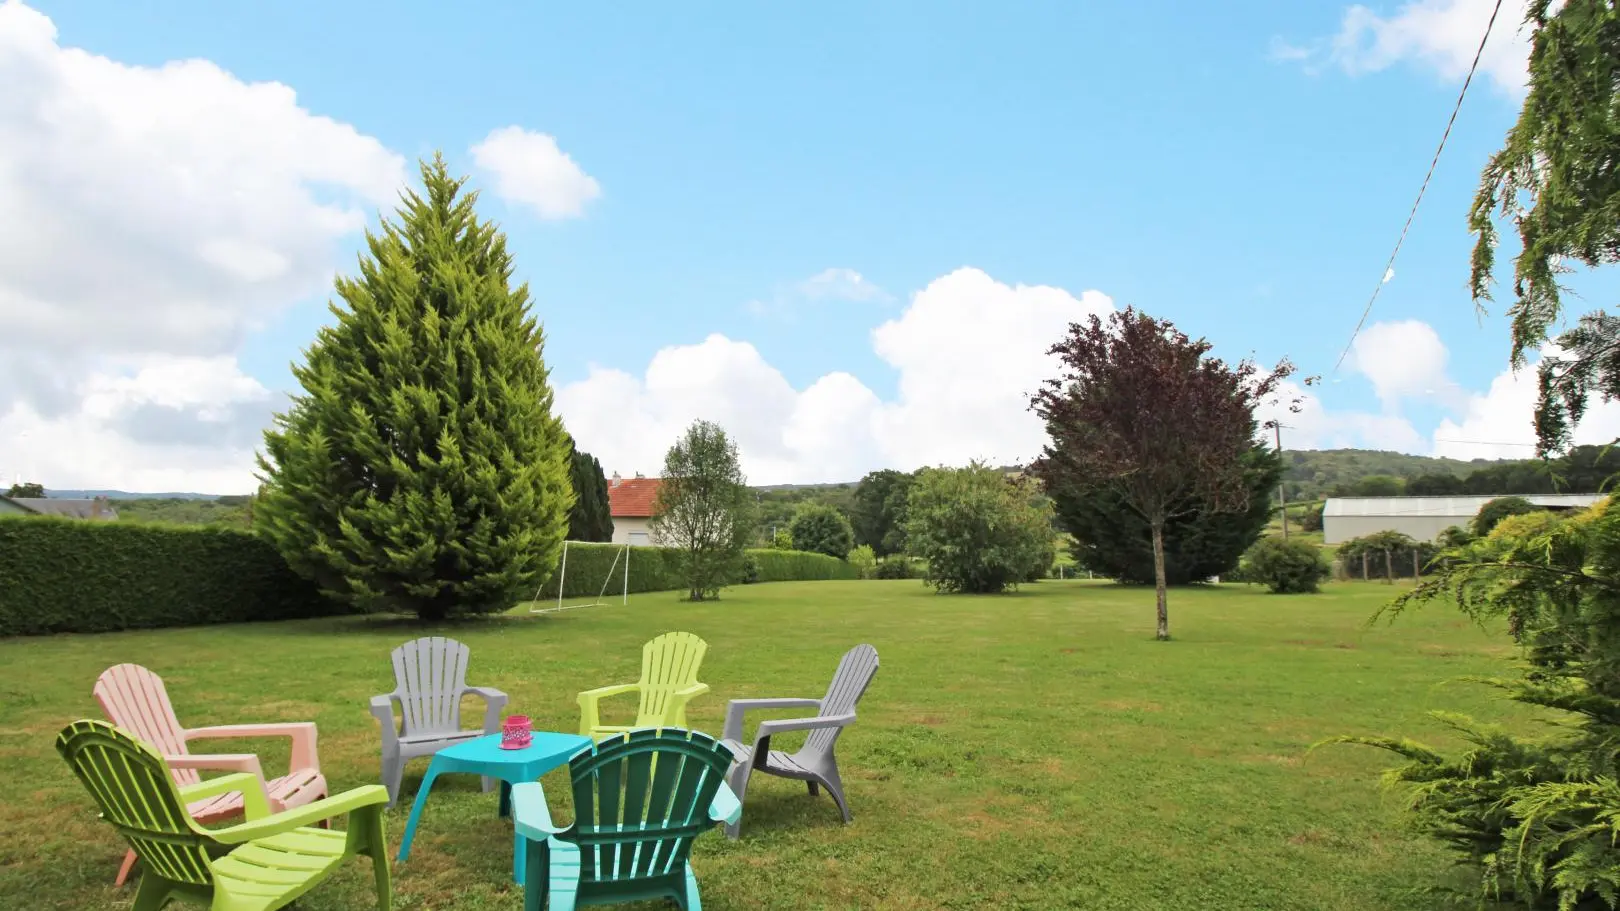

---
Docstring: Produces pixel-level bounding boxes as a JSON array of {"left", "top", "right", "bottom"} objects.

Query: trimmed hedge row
[
  {"left": 534, "top": 542, "right": 857, "bottom": 599},
  {"left": 0, "top": 516, "right": 333, "bottom": 637},
  {"left": 0, "top": 523, "right": 863, "bottom": 637}
]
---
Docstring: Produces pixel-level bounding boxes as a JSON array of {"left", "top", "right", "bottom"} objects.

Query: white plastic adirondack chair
[
  {"left": 721, "top": 644, "right": 880, "bottom": 839},
  {"left": 370, "top": 636, "right": 509, "bottom": 806},
  {"left": 92, "top": 663, "right": 328, "bottom": 886}
]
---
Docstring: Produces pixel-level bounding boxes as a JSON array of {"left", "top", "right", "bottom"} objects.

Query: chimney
[{"left": 610, "top": 472, "right": 621, "bottom": 488}]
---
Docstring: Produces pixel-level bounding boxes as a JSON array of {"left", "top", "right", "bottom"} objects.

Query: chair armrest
[
  {"left": 185, "top": 722, "right": 320, "bottom": 776},
  {"left": 755, "top": 713, "right": 856, "bottom": 739},
  {"left": 164, "top": 752, "right": 267, "bottom": 781},
  {"left": 211, "top": 785, "right": 389, "bottom": 845},
  {"left": 665, "top": 682, "right": 710, "bottom": 728},
  {"left": 723, "top": 698, "right": 821, "bottom": 742},
  {"left": 707, "top": 781, "right": 742, "bottom": 826},
  {"left": 176, "top": 771, "right": 274, "bottom": 821},
  {"left": 369, "top": 695, "right": 398, "bottom": 748},
  {"left": 577, "top": 683, "right": 641, "bottom": 735},
  {"left": 511, "top": 781, "right": 567, "bottom": 840},
  {"left": 465, "top": 686, "right": 509, "bottom": 734}
]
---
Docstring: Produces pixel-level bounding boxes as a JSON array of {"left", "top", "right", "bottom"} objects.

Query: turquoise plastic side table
[{"left": 396, "top": 730, "right": 592, "bottom": 883}]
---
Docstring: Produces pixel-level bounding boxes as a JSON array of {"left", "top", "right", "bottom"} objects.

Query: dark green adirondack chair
[
  {"left": 512, "top": 727, "right": 741, "bottom": 911},
  {"left": 56, "top": 720, "right": 392, "bottom": 911}
]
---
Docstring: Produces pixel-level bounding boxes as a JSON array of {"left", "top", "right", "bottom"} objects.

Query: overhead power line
[{"left": 1331, "top": 0, "right": 1506, "bottom": 375}]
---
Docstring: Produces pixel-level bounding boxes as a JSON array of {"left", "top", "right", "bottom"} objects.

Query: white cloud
[
  {"left": 1279, "top": 0, "right": 1535, "bottom": 96},
  {"left": 0, "top": 356, "right": 276, "bottom": 494},
  {"left": 560, "top": 267, "right": 1114, "bottom": 485},
  {"left": 1432, "top": 349, "right": 1620, "bottom": 459},
  {"left": 0, "top": 0, "right": 404, "bottom": 491},
  {"left": 1345, "top": 319, "right": 1465, "bottom": 407},
  {"left": 469, "top": 126, "right": 601, "bottom": 220},
  {"left": 798, "top": 268, "right": 892, "bottom": 303}
]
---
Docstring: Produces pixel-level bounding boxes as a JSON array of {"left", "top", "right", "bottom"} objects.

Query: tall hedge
[
  {"left": 0, "top": 517, "right": 331, "bottom": 637},
  {"left": 532, "top": 543, "right": 856, "bottom": 600}
]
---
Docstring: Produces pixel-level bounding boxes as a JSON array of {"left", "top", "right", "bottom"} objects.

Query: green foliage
[
  {"left": 1240, "top": 537, "right": 1329, "bottom": 594},
  {"left": 109, "top": 497, "right": 251, "bottom": 527},
  {"left": 1336, "top": 531, "right": 1437, "bottom": 580},
  {"left": 1299, "top": 503, "right": 1324, "bottom": 533},
  {"left": 851, "top": 469, "right": 918, "bottom": 556},
  {"left": 847, "top": 544, "right": 877, "bottom": 579},
  {"left": 752, "top": 483, "right": 855, "bottom": 545},
  {"left": 1406, "top": 473, "right": 1465, "bottom": 496},
  {"left": 0, "top": 517, "right": 329, "bottom": 636},
  {"left": 566, "top": 444, "right": 614, "bottom": 542},
  {"left": 1326, "top": 498, "right": 1620, "bottom": 908},
  {"left": 1346, "top": 474, "right": 1403, "bottom": 497},
  {"left": 254, "top": 155, "right": 573, "bottom": 622},
  {"left": 5, "top": 482, "right": 44, "bottom": 498},
  {"left": 905, "top": 463, "right": 1057, "bottom": 594},
  {"left": 788, "top": 502, "right": 854, "bottom": 558},
  {"left": 1437, "top": 525, "right": 1477, "bottom": 549},
  {"left": 874, "top": 555, "right": 915, "bottom": 579},
  {"left": 1465, "top": 0, "right": 1620, "bottom": 455},
  {"left": 531, "top": 542, "right": 853, "bottom": 599},
  {"left": 1473, "top": 496, "right": 1544, "bottom": 537},
  {"left": 650, "top": 420, "right": 755, "bottom": 601},
  {"left": 749, "top": 548, "right": 858, "bottom": 583},
  {"left": 1050, "top": 445, "right": 1284, "bottom": 585},
  {"left": 770, "top": 527, "right": 793, "bottom": 549}
]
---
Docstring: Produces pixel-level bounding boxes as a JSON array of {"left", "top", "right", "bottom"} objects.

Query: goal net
[{"left": 529, "top": 540, "right": 631, "bottom": 615}]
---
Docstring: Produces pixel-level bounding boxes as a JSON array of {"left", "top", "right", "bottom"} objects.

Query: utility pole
[{"left": 1274, "top": 422, "right": 1289, "bottom": 540}]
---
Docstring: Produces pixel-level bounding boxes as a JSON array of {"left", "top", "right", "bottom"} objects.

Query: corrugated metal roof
[
  {"left": 1323, "top": 494, "right": 1605, "bottom": 518},
  {"left": 7, "top": 498, "right": 119, "bottom": 519}
]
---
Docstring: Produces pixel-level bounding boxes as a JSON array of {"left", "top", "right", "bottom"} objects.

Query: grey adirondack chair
[
  {"left": 720, "top": 643, "right": 879, "bottom": 839},
  {"left": 371, "top": 636, "right": 509, "bottom": 806}
]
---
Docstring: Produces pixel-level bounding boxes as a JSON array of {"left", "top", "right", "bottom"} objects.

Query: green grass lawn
[{"left": 0, "top": 579, "right": 1535, "bottom": 910}]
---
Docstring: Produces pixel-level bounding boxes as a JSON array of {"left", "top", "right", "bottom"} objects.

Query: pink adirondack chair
[{"left": 92, "top": 663, "right": 329, "bottom": 886}]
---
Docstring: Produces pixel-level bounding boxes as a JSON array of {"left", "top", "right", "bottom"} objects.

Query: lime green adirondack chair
[
  {"left": 578, "top": 632, "right": 710, "bottom": 740},
  {"left": 56, "top": 720, "right": 391, "bottom": 911},
  {"left": 512, "top": 728, "right": 741, "bottom": 910}
]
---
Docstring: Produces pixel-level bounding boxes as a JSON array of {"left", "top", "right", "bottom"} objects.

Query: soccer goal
[{"left": 529, "top": 540, "right": 631, "bottom": 615}]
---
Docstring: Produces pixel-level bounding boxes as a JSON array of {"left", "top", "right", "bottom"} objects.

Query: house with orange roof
[{"left": 607, "top": 472, "right": 663, "bottom": 546}]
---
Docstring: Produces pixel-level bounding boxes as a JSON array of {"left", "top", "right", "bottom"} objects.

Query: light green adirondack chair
[
  {"left": 578, "top": 632, "right": 710, "bottom": 740},
  {"left": 512, "top": 727, "right": 740, "bottom": 910},
  {"left": 56, "top": 720, "right": 391, "bottom": 911}
]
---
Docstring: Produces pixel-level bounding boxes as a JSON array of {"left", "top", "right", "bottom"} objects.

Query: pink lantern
[{"left": 500, "top": 714, "right": 532, "bottom": 750}]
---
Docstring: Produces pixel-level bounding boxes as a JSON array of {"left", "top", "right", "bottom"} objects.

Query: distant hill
[
  {"left": 1280, "top": 449, "right": 1525, "bottom": 501},
  {"left": 44, "top": 489, "right": 223, "bottom": 500}
]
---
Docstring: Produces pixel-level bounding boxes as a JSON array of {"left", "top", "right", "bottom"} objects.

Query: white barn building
[{"left": 1323, "top": 493, "right": 1606, "bottom": 545}]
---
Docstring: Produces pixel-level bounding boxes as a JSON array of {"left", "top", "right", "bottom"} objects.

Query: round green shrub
[
  {"left": 1241, "top": 537, "right": 1330, "bottom": 594},
  {"left": 874, "top": 556, "right": 915, "bottom": 580},
  {"left": 1473, "top": 496, "right": 1543, "bottom": 537}
]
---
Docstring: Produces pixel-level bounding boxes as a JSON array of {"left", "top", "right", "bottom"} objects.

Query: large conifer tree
[
  {"left": 566, "top": 441, "right": 614, "bottom": 542},
  {"left": 255, "top": 154, "right": 573, "bottom": 621}
]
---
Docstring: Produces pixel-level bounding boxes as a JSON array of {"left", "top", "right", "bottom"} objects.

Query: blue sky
[{"left": 3, "top": 0, "right": 1614, "bottom": 492}]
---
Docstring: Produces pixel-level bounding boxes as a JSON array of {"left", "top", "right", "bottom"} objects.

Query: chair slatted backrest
[
  {"left": 93, "top": 664, "right": 198, "bottom": 786},
  {"left": 392, "top": 637, "right": 471, "bottom": 736},
  {"left": 805, "top": 644, "right": 880, "bottom": 756},
  {"left": 635, "top": 633, "right": 707, "bottom": 725},
  {"left": 568, "top": 728, "right": 733, "bottom": 890},
  {"left": 56, "top": 720, "right": 217, "bottom": 886}
]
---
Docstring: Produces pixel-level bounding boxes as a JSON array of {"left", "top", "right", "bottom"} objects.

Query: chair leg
[
  {"left": 807, "top": 781, "right": 819, "bottom": 797},
  {"left": 382, "top": 753, "right": 405, "bottom": 808},
  {"left": 130, "top": 873, "right": 171, "bottom": 911},
  {"left": 364, "top": 809, "right": 392, "bottom": 910},
  {"left": 821, "top": 768, "right": 853, "bottom": 824},
  {"left": 724, "top": 763, "right": 751, "bottom": 840},
  {"left": 114, "top": 849, "right": 139, "bottom": 887},
  {"left": 679, "top": 861, "right": 703, "bottom": 911}
]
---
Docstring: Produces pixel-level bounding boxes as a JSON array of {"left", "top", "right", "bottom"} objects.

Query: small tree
[
  {"left": 789, "top": 503, "right": 854, "bottom": 559},
  {"left": 905, "top": 463, "right": 1057, "bottom": 594},
  {"left": 1473, "top": 496, "right": 1543, "bottom": 537},
  {"left": 255, "top": 154, "right": 573, "bottom": 621},
  {"left": 5, "top": 482, "right": 44, "bottom": 498},
  {"left": 1241, "top": 538, "right": 1330, "bottom": 594},
  {"left": 649, "top": 420, "right": 754, "bottom": 601},
  {"left": 851, "top": 469, "right": 916, "bottom": 556},
  {"left": 565, "top": 442, "right": 614, "bottom": 542},
  {"left": 770, "top": 527, "right": 793, "bottom": 549},
  {"left": 1031, "top": 307, "right": 1298, "bottom": 640},
  {"left": 1299, "top": 503, "right": 1324, "bottom": 533},
  {"left": 847, "top": 544, "right": 877, "bottom": 579}
]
